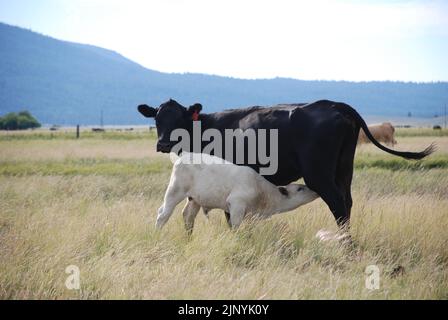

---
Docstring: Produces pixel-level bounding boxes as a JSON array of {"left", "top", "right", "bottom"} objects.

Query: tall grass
[
  {"left": 0, "top": 130, "right": 447, "bottom": 299},
  {"left": 0, "top": 173, "right": 447, "bottom": 299},
  {"left": 1, "top": 156, "right": 447, "bottom": 177}
]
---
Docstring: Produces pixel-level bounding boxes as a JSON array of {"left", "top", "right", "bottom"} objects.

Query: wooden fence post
[{"left": 76, "top": 125, "right": 80, "bottom": 139}]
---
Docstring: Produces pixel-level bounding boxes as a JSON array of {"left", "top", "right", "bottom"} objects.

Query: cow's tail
[{"left": 333, "top": 103, "right": 436, "bottom": 160}]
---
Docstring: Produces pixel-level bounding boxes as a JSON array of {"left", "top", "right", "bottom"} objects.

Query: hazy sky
[{"left": 1, "top": 0, "right": 447, "bottom": 82}]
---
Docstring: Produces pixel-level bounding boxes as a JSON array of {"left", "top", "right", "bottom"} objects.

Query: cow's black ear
[
  {"left": 188, "top": 103, "right": 202, "bottom": 114},
  {"left": 278, "top": 186, "right": 289, "bottom": 196},
  {"left": 138, "top": 104, "right": 157, "bottom": 118}
]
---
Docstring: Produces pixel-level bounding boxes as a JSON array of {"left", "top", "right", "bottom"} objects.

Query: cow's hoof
[{"left": 315, "top": 229, "right": 351, "bottom": 243}]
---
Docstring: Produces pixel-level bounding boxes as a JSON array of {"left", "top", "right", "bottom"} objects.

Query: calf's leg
[
  {"left": 156, "top": 182, "right": 186, "bottom": 229},
  {"left": 224, "top": 211, "right": 232, "bottom": 228},
  {"left": 227, "top": 198, "right": 246, "bottom": 229},
  {"left": 182, "top": 199, "right": 201, "bottom": 235}
]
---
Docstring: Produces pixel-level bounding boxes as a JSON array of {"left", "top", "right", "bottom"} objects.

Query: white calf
[{"left": 156, "top": 153, "right": 318, "bottom": 233}]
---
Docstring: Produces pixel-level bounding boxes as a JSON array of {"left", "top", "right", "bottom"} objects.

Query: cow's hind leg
[
  {"left": 302, "top": 116, "right": 358, "bottom": 232},
  {"left": 313, "top": 182, "right": 349, "bottom": 228},
  {"left": 301, "top": 155, "right": 350, "bottom": 230},
  {"left": 317, "top": 130, "right": 358, "bottom": 244},
  {"left": 182, "top": 199, "right": 201, "bottom": 235},
  {"left": 309, "top": 182, "right": 352, "bottom": 244},
  {"left": 301, "top": 152, "right": 349, "bottom": 229},
  {"left": 335, "top": 127, "right": 358, "bottom": 224},
  {"left": 313, "top": 127, "right": 357, "bottom": 243}
]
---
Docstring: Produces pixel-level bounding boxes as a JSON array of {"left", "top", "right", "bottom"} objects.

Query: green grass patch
[
  {"left": 0, "top": 158, "right": 172, "bottom": 176},
  {"left": 395, "top": 128, "right": 448, "bottom": 137},
  {"left": 354, "top": 155, "right": 448, "bottom": 170},
  {"left": 0, "top": 155, "right": 447, "bottom": 177}
]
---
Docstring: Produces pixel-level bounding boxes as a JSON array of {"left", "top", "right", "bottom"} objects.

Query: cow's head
[{"left": 138, "top": 99, "right": 202, "bottom": 153}]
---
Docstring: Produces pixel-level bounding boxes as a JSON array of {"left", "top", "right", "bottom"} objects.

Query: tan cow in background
[{"left": 358, "top": 122, "right": 397, "bottom": 146}]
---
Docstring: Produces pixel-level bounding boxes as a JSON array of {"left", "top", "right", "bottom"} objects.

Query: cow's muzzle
[{"left": 156, "top": 142, "right": 172, "bottom": 153}]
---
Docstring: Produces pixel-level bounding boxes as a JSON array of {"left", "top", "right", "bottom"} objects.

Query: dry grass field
[{"left": 0, "top": 128, "right": 447, "bottom": 299}]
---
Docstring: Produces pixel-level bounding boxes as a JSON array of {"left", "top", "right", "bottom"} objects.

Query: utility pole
[{"left": 444, "top": 104, "right": 447, "bottom": 129}]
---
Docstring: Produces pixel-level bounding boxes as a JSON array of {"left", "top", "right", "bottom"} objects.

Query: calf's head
[
  {"left": 138, "top": 99, "right": 202, "bottom": 153},
  {"left": 277, "top": 184, "right": 319, "bottom": 212}
]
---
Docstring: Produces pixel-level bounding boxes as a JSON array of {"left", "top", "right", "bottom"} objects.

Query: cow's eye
[{"left": 297, "top": 186, "right": 304, "bottom": 192}]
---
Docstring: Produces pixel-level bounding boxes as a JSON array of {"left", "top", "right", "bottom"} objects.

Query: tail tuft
[
  {"left": 419, "top": 143, "right": 437, "bottom": 159},
  {"left": 390, "top": 142, "right": 436, "bottom": 160}
]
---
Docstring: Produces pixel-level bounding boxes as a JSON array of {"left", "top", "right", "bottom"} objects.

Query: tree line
[{"left": 0, "top": 111, "right": 41, "bottom": 130}]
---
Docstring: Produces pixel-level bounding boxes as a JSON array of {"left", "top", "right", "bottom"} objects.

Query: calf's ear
[
  {"left": 278, "top": 186, "right": 289, "bottom": 196},
  {"left": 138, "top": 104, "right": 157, "bottom": 118}
]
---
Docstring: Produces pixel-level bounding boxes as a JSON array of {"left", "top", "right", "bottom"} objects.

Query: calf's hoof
[{"left": 155, "top": 218, "right": 166, "bottom": 230}]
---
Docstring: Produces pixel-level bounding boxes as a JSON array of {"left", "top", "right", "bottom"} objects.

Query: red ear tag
[{"left": 192, "top": 111, "right": 199, "bottom": 121}]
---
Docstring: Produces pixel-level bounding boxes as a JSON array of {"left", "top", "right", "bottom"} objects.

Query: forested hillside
[{"left": 1, "top": 22, "right": 447, "bottom": 125}]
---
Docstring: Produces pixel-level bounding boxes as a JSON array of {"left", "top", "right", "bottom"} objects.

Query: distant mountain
[{"left": 1, "top": 22, "right": 447, "bottom": 125}]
